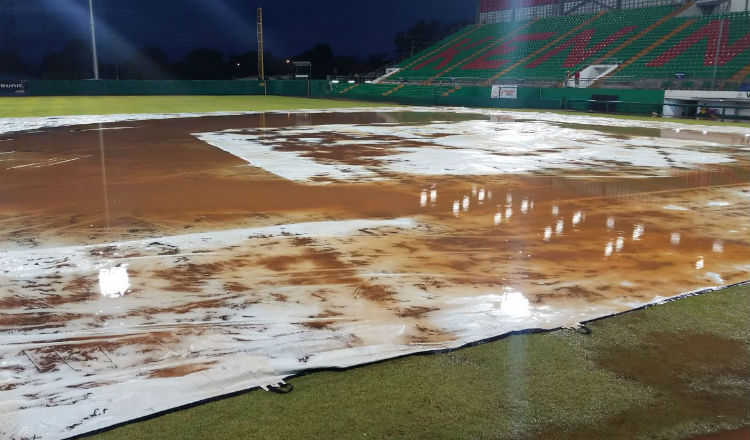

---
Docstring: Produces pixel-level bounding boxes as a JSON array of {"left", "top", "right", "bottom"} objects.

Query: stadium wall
[
  {"left": 18, "top": 79, "right": 665, "bottom": 115},
  {"left": 336, "top": 85, "right": 665, "bottom": 114},
  {"left": 437, "top": 87, "right": 664, "bottom": 114},
  {"left": 25, "top": 80, "right": 267, "bottom": 96},
  {"left": 23, "top": 79, "right": 337, "bottom": 98}
]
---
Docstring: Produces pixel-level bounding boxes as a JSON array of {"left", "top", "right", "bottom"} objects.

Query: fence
[{"left": 13, "top": 79, "right": 674, "bottom": 116}]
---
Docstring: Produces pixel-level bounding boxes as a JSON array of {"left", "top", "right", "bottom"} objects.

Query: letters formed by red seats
[
  {"left": 412, "top": 36, "right": 493, "bottom": 71},
  {"left": 462, "top": 32, "right": 556, "bottom": 70},
  {"left": 525, "top": 26, "right": 637, "bottom": 69},
  {"left": 646, "top": 19, "right": 750, "bottom": 67}
]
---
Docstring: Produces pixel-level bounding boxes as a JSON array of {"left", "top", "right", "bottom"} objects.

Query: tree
[
  {"left": 40, "top": 39, "right": 92, "bottom": 79},
  {"left": 394, "top": 20, "right": 467, "bottom": 60},
  {"left": 228, "top": 51, "right": 258, "bottom": 78},
  {"left": 120, "top": 46, "right": 173, "bottom": 79},
  {"left": 293, "top": 44, "right": 335, "bottom": 78},
  {"left": 181, "top": 48, "right": 228, "bottom": 79},
  {"left": 362, "top": 52, "right": 390, "bottom": 73},
  {"left": 0, "top": 50, "right": 28, "bottom": 77}
]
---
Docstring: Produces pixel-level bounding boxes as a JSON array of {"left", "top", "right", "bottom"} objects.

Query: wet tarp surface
[{"left": 1, "top": 107, "right": 748, "bottom": 439}]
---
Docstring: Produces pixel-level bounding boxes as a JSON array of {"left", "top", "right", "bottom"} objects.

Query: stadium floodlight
[{"left": 88, "top": 0, "right": 99, "bottom": 79}]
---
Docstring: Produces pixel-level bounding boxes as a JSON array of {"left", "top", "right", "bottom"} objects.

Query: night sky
[{"left": 10, "top": 0, "right": 476, "bottom": 63}]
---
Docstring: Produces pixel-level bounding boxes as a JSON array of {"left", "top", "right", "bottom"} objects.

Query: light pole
[
  {"left": 711, "top": 18, "right": 724, "bottom": 91},
  {"left": 88, "top": 0, "right": 99, "bottom": 79}
]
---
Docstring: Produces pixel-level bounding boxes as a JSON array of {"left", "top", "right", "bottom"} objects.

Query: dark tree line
[{"left": 0, "top": 19, "right": 465, "bottom": 80}]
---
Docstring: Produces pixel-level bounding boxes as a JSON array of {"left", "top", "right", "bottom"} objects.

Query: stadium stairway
[
  {"left": 591, "top": 2, "right": 695, "bottom": 67},
  {"left": 336, "top": 83, "right": 360, "bottom": 94},
  {"left": 592, "top": 17, "right": 698, "bottom": 87},
  {"left": 366, "top": 7, "right": 748, "bottom": 94},
  {"left": 481, "top": 11, "right": 605, "bottom": 86},
  {"left": 612, "top": 12, "right": 750, "bottom": 87},
  {"left": 383, "top": 84, "right": 404, "bottom": 95},
  {"left": 424, "top": 19, "right": 536, "bottom": 84},
  {"left": 397, "top": 25, "right": 480, "bottom": 74},
  {"left": 725, "top": 64, "right": 750, "bottom": 87}
]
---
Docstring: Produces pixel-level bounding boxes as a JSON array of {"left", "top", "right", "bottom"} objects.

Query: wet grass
[
  {"left": 1, "top": 96, "right": 747, "bottom": 127},
  {"left": 83, "top": 284, "right": 749, "bottom": 440},
  {"left": 0, "top": 95, "right": 388, "bottom": 118}
]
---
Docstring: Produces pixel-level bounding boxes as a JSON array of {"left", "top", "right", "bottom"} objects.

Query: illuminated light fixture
[
  {"left": 331, "top": 80, "right": 339, "bottom": 83},
  {"left": 348, "top": 80, "right": 355, "bottom": 83}
]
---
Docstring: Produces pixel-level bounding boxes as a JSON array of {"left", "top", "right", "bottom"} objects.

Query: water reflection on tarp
[
  {"left": 98, "top": 265, "right": 130, "bottom": 298},
  {"left": 0, "top": 109, "right": 747, "bottom": 440}
]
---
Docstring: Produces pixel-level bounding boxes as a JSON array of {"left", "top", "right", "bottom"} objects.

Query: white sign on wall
[
  {"left": 491, "top": 85, "right": 501, "bottom": 98},
  {"left": 491, "top": 85, "right": 517, "bottom": 99}
]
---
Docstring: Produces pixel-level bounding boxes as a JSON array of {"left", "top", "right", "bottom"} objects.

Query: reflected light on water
[
  {"left": 605, "top": 241, "right": 614, "bottom": 256},
  {"left": 99, "top": 265, "right": 130, "bottom": 298},
  {"left": 462, "top": 195, "right": 470, "bottom": 211},
  {"left": 419, "top": 190, "right": 427, "bottom": 207},
  {"left": 430, "top": 188, "right": 437, "bottom": 205},
  {"left": 555, "top": 219, "right": 564, "bottom": 235},
  {"left": 615, "top": 236, "right": 624, "bottom": 252},
  {"left": 633, "top": 224, "right": 645, "bottom": 241},
  {"left": 606, "top": 216, "right": 615, "bottom": 229},
  {"left": 498, "top": 290, "right": 531, "bottom": 317},
  {"left": 452, "top": 200, "right": 460, "bottom": 216},
  {"left": 543, "top": 226, "right": 552, "bottom": 241},
  {"left": 572, "top": 211, "right": 583, "bottom": 226},
  {"left": 551, "top": 205, "right": 559, "bottom": 216},
  {"left": 670, "top": 232, "right": 681, "bottom": 246},
  {"left": 712, "top": 240, "right": 724, "bottom": 253},
  {"left": 493, "top": 212, "right": 502, "bottom": 226},
  {"left": 520, "top": 198, "right": 529, "bottom": 214},
  {"left": 695, "top": 257, "right": 705, "bottom": 270}
]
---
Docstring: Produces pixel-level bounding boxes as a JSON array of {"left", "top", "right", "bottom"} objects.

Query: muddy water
[{"left": 0, "top": 110, "right": 748, "bottom": 439}]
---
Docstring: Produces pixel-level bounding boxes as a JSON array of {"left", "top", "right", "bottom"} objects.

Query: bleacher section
[
  {"left": 613, "top": 12, "right": 750, "bottom": 86},
  {"left": 354, "top": 7, "right": 749, "bottom": 92}
]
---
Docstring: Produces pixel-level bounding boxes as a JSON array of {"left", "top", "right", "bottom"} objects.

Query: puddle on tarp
[{"left": 0, "top": 110, "right": 748, "bottom": 439}]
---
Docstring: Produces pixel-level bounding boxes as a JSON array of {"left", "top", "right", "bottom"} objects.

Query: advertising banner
[
  {"left": 491, "top": 84, "right": 501, "bottom": 98},
  {"left": 500, "top": 85, "right": 517, "bottom": 99},
  {"left": 0, "top": 80, "right": 27, "bottom": 96}
]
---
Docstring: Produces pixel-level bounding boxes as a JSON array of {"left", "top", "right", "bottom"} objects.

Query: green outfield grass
[
  {"left": 82, "top": 284, "right": 750, "bottom": 440},
  {"left": 0, "top": 95, "right": 387, "bottom": 118},
  {"left": 0, "top": 95, "right": 747, "bottom": 127}
]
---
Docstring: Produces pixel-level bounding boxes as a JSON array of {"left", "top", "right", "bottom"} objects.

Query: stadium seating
[
  {"left": 383, "top": 6, "right": 749, "bottom": 90},
  {"left": 614, "top": 12, "right": 750, "bottom": 84}
]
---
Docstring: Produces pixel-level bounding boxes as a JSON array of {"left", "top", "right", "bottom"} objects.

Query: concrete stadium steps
[
  {"left": 395, "top": 25, "right": 482, "bottom": 77},
  {"left": 424, "top": 20, "right": 535, "bottom": 84},
  {"left": 395, "top": 23, "right": 514, "bottom": 82},
  {"left": 338, "top": 83, "right": 392, "bottom": 96},
  {"left": 592, "top": 3, "right": 695, "bottom": 66},
  {"left": 493, "top": 6, "right": 682, "bottom": 83},
  {"left": 389, "top": 7, "right": 748, "bottom": 87},
  {"left": 595, "top": 18, "right": 698, "bottom": 86},
  {"left": 481, "top": 11, "right": 603, "bottom": 85},
  {"left": 614, "top": 12, "right": 750, "bottom": 83}
]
